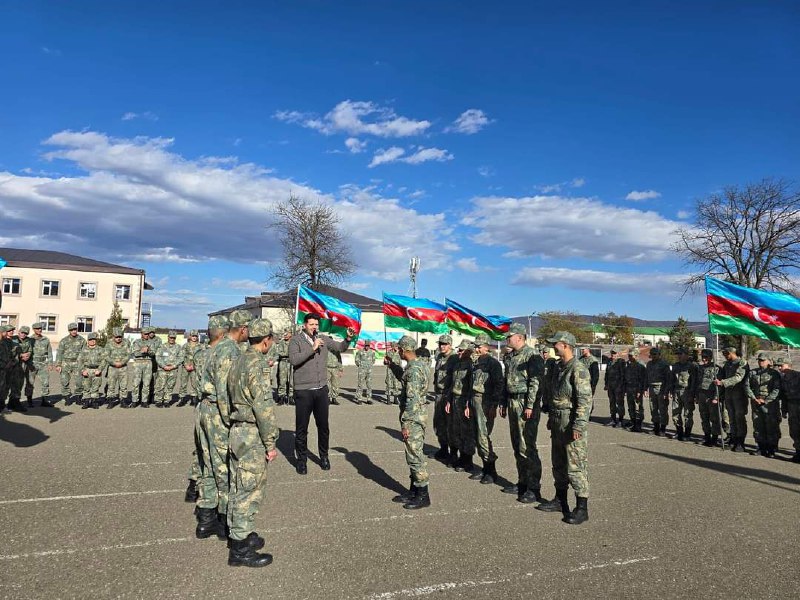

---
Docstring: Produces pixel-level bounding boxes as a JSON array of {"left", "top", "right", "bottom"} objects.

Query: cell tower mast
[{"left": 409, "top": 257, "right": 420, "bottom": 298}]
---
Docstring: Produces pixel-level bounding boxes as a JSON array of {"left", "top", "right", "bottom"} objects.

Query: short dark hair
[
  {"left": 248, "top": 334, "right": 272, "bottom": 345},
  {"left": 303, "top": 313, "right": 321, "bottom": 324}
]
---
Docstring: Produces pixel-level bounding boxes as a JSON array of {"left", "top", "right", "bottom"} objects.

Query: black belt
[{"left": 508, "top": 392, "right": 527, "bottom": 399}]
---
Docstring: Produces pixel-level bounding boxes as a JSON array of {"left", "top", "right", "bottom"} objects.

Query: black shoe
[
  {"left": 501, "top": 482, "right": 520, "bottom": 495},
  {"left": 675, "top": 426, "right": 684, "bottom": 441},
  {"left": 702, "top": 435, "right": 713, "bottom": 447},
  {"left": 216, "top": 512, "right": 229, "bottom": 540},
  {"left": 565, "top": 496, "right": 589, "bottom": 525},
  {"left": 480, "top": 462, "right": 497, "bottom": 485},
  {"left": 392, "top": 479, "right": 415, "bottom": 503},
  {"left": 320, "top": 457, "right": 331, "bottom": 471},
  {"left": 296, "top": 461, "right": 307, "bottom": 475},
  {"left": 365, "top": 398, "right": 373, "bottom": 405},
  {"left": 9, "top": 402, "right": 28, "bottom": 413},
  {"left": 227, "top": 537, "right": 273, "bottom": 568},
  {"left": 140, "top": 402, "right": 150, "bottom": 408},
  {"left": 184, "top": 480, "right": 199, "bottom": 503},
  {"left": 454, "top": 454, "right": 468, "bottom": 472},
  {"left": 448, "top": 448, "right": 460, "bottom": 469},
  {"left": 518, "top": 489, "right": 541, "bottom": 504},
  {"left": 685, "top": 428, "right": 693, "bottom": 440},
  {"left": 433, "top": 446, "right": 450, "bottom": 462},
  {"left": 330, "top": 398, "right": 339, "bottom": 405},
  {"left": 195, "top": 507, "right": 222, "bottom": 539},
  {"left": 80, "top": 400, "right": 91, "bottom": 410},
  {"left": 403, "top": 486, "right": 431, "bottom": 510},
  {"left": 536, "top": 489, "right": 570, "bottom": 516},
  {"left": 469, "top": 460, "right": 485, "bottom": 480},
  {"left": 243, "top": 531, "right": 265, "bottom": 551},
  {"left": 41, "top": 398, "right": 54, "bottom": 408}
]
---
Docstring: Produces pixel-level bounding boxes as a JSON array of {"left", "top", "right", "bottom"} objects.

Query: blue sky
[{"left": 1, "top": 1, "right": 798, "bottom": 328}]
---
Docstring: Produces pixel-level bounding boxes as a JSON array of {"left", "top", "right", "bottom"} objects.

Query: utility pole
[{"left": 409, "top": 257, "right": 420, "bottom": 298}]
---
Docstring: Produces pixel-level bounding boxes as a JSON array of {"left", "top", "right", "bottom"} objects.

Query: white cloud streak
[
  {"left": 368, "top": 146, "right": 453, "bottom": 168},
  {"left": 121, "top": 111, "right": 159, "bottom": 122},
  {"left": 512, "top": 267, "right": 684, "bottom": 293},
  {"left": 345, "top": 137, "right": 367, "bottom": 153},
  {"left": 626, "top": 190, "right": 661, "bottom": 201},
  {"left": 445, "top": 109, "right": 492, "bottom": 134},
  {"left": 275, "top": 100, "right": 430, "bottom": 138}
]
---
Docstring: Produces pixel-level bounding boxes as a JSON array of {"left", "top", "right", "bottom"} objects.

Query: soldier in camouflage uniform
[
  {"left": 695, "top": 349, "right": 722, "bottom": 446},
  {"left": 274, "top": 330, "right": 293, "bottom": 405},
  {"left": 1, "top": 325, "right": 27, "bottom": 412},
  {"left": 671, "top": 348, "right": 698, "bottom": 440},
  {"left": 56, "top": 322, "right": 86, "bottom": 404},
  {"left": 623, "top": 348, "right": 647, "bottom": 431},
  {"left": 147, "top": 328, "right": 162, "bottom": 404},
  {"left": 154, "top": 331, "right": 183, "bottom": 407},
  {"left": 579, "top": 347, "right": 600, "bottom": 396},
  {"left": 538, "top": 345, "right": 558, "bottom": 414},
  {"left": 470, "top": 333, "right": 504, "bottom": 484},
  {"left": 431, "top": 334, "right": 457, "bottom": 460},
  {"left": 385, "top": 335, "right": 431, "bottom": 509},
  {"left": 16, "top": 326, "right": 35, "bottom": 408},
  {"left": 105, "top": 328, "right": 130, "bottom": 407},
  {"left": 179, "top": 330, "right": 203, "bottom": 406},
  {"left": 645, "top": 347, "right": 672, "bottom": 436},
  {"left": 31, "top": 323, "right": 54, "bottom": 407},
  {"left": 77, "top": 332, "right": 107, "bottom": 409},
  {"left": 603, "top": 350, "right": 626, "bottom": 427},
  {"left": 535, "top": 331, "right": 592, "bottom": 525},
  {"left": 499, "top": 323, "right": 544, "bottom": 503},
  {"left": 451, "top": 340, "right": 476, "bottom": 472},
  {"left": 446, "top": 340, "right": 474, "bottom": 470},
  {"left": 714, "top": 347, "right": 749, "bottom": 452},
  {"left": 384, "top": 342, "right": 402, "bottom": 405},
  {"left": 745, "top": 353, "right": 781, "bottom": 457},
  {"left": 326, "top": 345, "right": 342, "bottom": 405},
  {"left": 129, "top": 329, "right": 154, "bottom": 407},
  {"left": 777, "top": 358, "right": 800, "bottom": 463},
  {"left": 226, "top": 318, "right": 277, "bottom": 567},
  {"left": 354, "top": 341, "right": 376, "bottom": 404}
]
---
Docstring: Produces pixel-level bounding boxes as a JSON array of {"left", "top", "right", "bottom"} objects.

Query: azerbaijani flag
[
  {"left": 296, "top": 285, "right": 362, "bottom": 337},
  {"left": 382, "top": 293, "right": 449, "bottom": 334},
  {"left": 445, "top": 298, "right": 512, "bottom": 341},
  {"left": 706, "top": 276, "right": 800, "bottom": 346}
]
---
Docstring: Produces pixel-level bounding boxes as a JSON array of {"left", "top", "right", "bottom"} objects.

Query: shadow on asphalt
[
  {"left": 332, "top": 446, "right": 405, "bottom": 494},
  {"left": 374, "top": 425, "right": 438, "bottom": 456},
  {"left": 626, "top": 445, "right": 800, "bottom": 495},
  {"left": 275, "top": 428, "right": 324, "bottom": 467},
  {"left": 0, "top": 405, "right": 72, "bottom": 447}
]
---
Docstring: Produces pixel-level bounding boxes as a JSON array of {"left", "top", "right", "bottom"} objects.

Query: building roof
[
  {"left": 0, "top": 247, "right": 145, "bottom": 277},
  {"left": 210, "top": 284, "right": 383, "bottom": 316}
]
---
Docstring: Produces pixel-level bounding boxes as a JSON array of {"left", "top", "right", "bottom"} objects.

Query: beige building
[{"left": 0, "top": 248, "right": 150, "bottom": 346}]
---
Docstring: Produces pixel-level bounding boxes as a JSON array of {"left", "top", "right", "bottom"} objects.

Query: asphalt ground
[{"left": 1, "top": 367, "right": 798, "bottom": 599}]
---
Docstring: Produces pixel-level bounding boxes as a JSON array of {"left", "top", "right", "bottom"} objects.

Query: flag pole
[{"left": 294, "top": 284, "right": 301, "bottom": 331}]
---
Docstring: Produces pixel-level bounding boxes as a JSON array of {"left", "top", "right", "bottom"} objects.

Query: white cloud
[
  {"left": 369, "top": 147, "right": 406, "bottom": 168},
  {"left": 343, "top": 282, "right": 370, "bottom": 291},
  {"left": 571, "top": 177, "right": 586, "bottom": 188},
  {"left": 41, "top": 46, "right": 61, "bottom": 56},
  {"left": 455, "top": 258, "right": 481, "bottom": 272},
  {"left": 445, "top": 109, "right": 492, "bottom": 134},
  {"left": 477, "top": 166, "right": 495, "bottom": 178},
  {"left": 536, "top": 177, "right": 587, "bottom": 194},
  {"left": 463, "top": 194, "right": 683, "bottom": 262},
  {"left": 512, "top": 267, "right": 684, "bottom": 293},
  {"left": 121, "top": 111, "right": 159, "bottom": 122},
  {"left": 344, "top": 137, "right": 368, "bottom": 153},
  {"left": 626, "top": 189, "right": 661, "bottom": 201},
  {"left": 368, "top": 146, "right": 453, "bottom": 168},
  {"left": 211, "top": 278, "right": 264, "bottom": 291},
  {"left": 275, "top": 100, "right": 430, "bottom": 138},
  {"left": 677, "top": 210, "right": 690, "bottom": 219},
  {"left": 0, "top": 130, "right": 456, "bottom": 281},
  {"left": 145, "top": 289, "right": 213, "bottom": 307}
]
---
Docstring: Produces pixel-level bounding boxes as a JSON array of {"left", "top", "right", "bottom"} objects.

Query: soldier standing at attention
[
  {"left": 325, "top": 344, "right": 342, "bottom": 406},
  {"left": 155, "top": 331, "right": 183, "bottom": 407},
  {"left": 470, "top": 333, "right": 504, "bottom": 484},
  {"left": 179, "top": 330, "right": 203, "bottom": 406},
  {"left": 671, "top": 348, "right": 699, "bottom": 440},
  {"left": 623, "top": 348, "right": 647, "bottom": 432},
  {"left": 645, "top": 347, "right": 672, "bottom": 436},
  {"left": 745, "top": 353, "right": 781, "bottom": 457},
  {"left": 450, "top": 341, "right": 476, "bottom": 473},
  {"left": 129, "top": 329, "right": 154, "bottom": 408},
  {"left": 226, "top": 318, "right": 277, "bottom": 568},
  {"left": 355, "top": 340, "right": 376, "bottom": 405},
  {"left": 385, "top": 335, "right": 431, "bottom": 509},
  {"left": 384, "top": 341, "right": 402, "bottom": 405},
  {"left": 695, "top": 349, "right": 722, "bottom": 446},
  {"left": 536, "top": 331, "right": 592, "bottom": 525},
  {"left": 147, "top": 328, "right": 162, "bottom": 405},
  {"left": 56, "top": 322, "right": 86, "bottom": 405},
  {"left": 31, "top": 323, "right": 54, "bottom": 407},
  {"left": 445, "top": 340, "right": 474, "bottom": 470},
  {"left": 431, "top": 334, "right": 457, "bottom": 461},
  {"left": 499, "top": 323, "right": 543, "bottom": 504},
  {"left": 714, "top": 347, "right": 749, "bottom": 453},
  {"left": 579, "top": 347, "right": 600, "bottom": 396},
  {"left": 275, "top": 330, "right": 293, "bottom": 405},
  {"left": 16, "top": 326, "right": 35, "bottom": 408},
  {"left": 538, "top": 345, "right": 558, "bottom": 415},
  {"left": 78, "top": 332, "right": 106, "bottom": 409},
  {"left": 1, "top": 325, "right": 27, "bottom": 412},
  {"left": 603, "top": 350, "right": 626, "bottom": 427},
  {"left": 777, "top": 358, "right": 800, "bottom": 463},
  {"left": 105, "top": 328, "right": 130, "bottom": 408}
]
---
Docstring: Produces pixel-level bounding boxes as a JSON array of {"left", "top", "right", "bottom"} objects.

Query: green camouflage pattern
[
  {"left": 179, "top": 340, "right": 205, "bottom": 398},
  {"left": 671, "top": 359, "right": 698, "bottom": 431},
  {"left": 504, "top": 344, "right": 543, "bottom": 490},
  {"left": 646, "top": 357, "right": 672, "bottom": 428},
  {"left": 472, "top": 354, "right": 503, "bottom": 462},
  {"left": 746, "top": 366, "right": 781, "bottom": 448},
  {"left": 105, "top": 337, "right": 130, "bottom": 399},
  {"left": 30, "top": 332, "right": 53, "bottom": 398},
  {"left": 130, "top": 337, "right": 154, "bottom": 404},
  {"left": 275, "top": 337, "right": 293, "bottom": 400},
  {"left": 327, "top": 346, "right": 342, "bottom": 402},
  {"left": 155, "top": 340, "right": 183, "bottom": 402},
  {"left": 393, "top": 357, "right": 430, "bottom": 487},
  {"left": 695, "top": 362, "right": 722, "bottom": 436},
  {"left": 77, "top": 345, "right": 107, "bottom": 400},
  {"left": 432, "top": 349, "right": 458, "bottom": 446},
  {"left": 719, "top": 358, "right": 749, "bottom": 441},
  {"left": 448, "top": 354, "right": 473, "bottom": 449},
  {"left": 355, "top": 348, "right": 376, "bottom": 399},
  {"left": 384, "top": 348, "right": 402, "bottom": 403},
  {"left": 503, "top": 345, "right": 542, "bottom": 410},
  {"left": 57, "top": 333, "right": 86, "bottom": 396}
]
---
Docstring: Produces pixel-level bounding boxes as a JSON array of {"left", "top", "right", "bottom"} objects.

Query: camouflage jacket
[
  {"left": 105, "top": 338, "right": 131, "bottom": 367},
  {"left": 32, "top": 334, "right": 53, "bottom": 365},
  {"left": 623, "top": 360, "right": 647, "bottom": 393},
  {"left": 538, "top": 356, "right": 559, "bottom": 407},
  {"left": 719, "top": 359, "right": 748, "bottom": 400},
  {"left": 2, "top": 338, "right": 21, "bottom": 370},
  {"left": 131, "top": 338, "right": 154, "bottom": 360},
  {"left": 781, "top": 369, "right": 800, "bottom": 407},
  {"left": 391, "top": 357, "right": 429, "bottom": 428},
  {"left": 228, "top": 346, "right": 278, "bottom": 451},
  {"left": 203, "top": 336, "right": 241, "bottom": 426},
  {"left": 194, "top": 345, "right": 211, "bottom": 376},
  {"left": 503, "top": 345, "right": 542, "bottom": 410},
  {"left": 694, "top": 363, "right": 720, "bottom": 398},
  {"left": 275, "top": 338, "right": 290, "bottom": 361},
  {"left": 156, "top": 342, "right": 183, "bottom": 369},
  {"left": 326, "top": 347, "right": 342, "bottom": 369},
  {"left": 181, "top": 341, "right": 204, "bottom": 368},
  {"left": 16, "top": 336, "right": 34, "bottom": 365},
  {"left": 433, "top": 350, "right": 458, "bottom": 396},
  {"left": 449, "top": 356, "right": 473, "bottom": 400},
  {"left": 385, "top": 349, "right": 402, "bottom": 382},
  {"left": 672, "top": 360, "right": 699, "bottom": 396},
  {"left": 745, "top": 366, "right": 780, "bottom": 404},
  {"left": 56, "top": 334, "right": 86, "bottom": 365},
  {"left": 472, "top": 353, "right": 503, "bottom": 408},
  {"left": 579, "top": 354, "right": 600, "bottom": 392},
  {"left": 646, "top": 358, "right": 672, "bottom": 391},
  {"left": 355, "top": 349, "right": 376, "bottom": 370},
  {"left": 77, "top": 345, "right": 107, "bottom": 371},
  {"left": 550, "top": 357, "right": 593, "bottom": 432},
  {"left": 604, "top": 358, "right": 626, "bottom": 389}
]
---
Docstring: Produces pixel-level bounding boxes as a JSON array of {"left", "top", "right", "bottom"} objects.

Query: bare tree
[
  {"left": 673, "top": 178, "right": 800, "bottom": 294},
  {"left": 268, "top": 194, "right": 355, "bottom": 289}
]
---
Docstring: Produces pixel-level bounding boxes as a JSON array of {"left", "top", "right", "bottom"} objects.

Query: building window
[
  {"left": 115, "top": 284, "right": 131, "bottom": 301},
  {"left": 38, "top": 315, "right": 57, "bottom": 333},
  {"left": 79, "top": 282, "right": 97, "bottom": 299},
  {"left": 0, "top": 314, "right": 18, "bottom": 327},
  {"left": 76, "top": 317, "right": 94, "bottom": 333},
  {"left": 41, "top": 280, "right": 60, "bottom": 297},
  {"left": 2, "top": 278, "right": 21, "bottom": 295}
]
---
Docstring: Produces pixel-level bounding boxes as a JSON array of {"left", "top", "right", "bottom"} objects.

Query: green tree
[
  {"left": 97, "top": 301, "right": 126, "bottom": 347},
  {"left": 537, "top": 311, "right": 593, "bottom": 345},
  {"left": 597, "top": 312, "right": 634, "bottom": 345}
]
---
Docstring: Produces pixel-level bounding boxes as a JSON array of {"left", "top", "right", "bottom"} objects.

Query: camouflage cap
[
  {"left": 609, "top": 349, "right": 617, "bottom": 356},
  {"left": 168, "top": 330, "right": 177, "bottom": 338},
  {"left": 32, "top": 322, "right": 44, "bottom": 330},
  {"left": 19, "top": 325, "right": 30, "bottom": 334},
  {"left": 700, "top": 349, "right": 714, "bottom": 358},
  {"left": 757, "top": 352, "right": 770, "bottom": 361},
  {"left": 474, "top": 333, "right": 491, "bottom": 346},
  {"left": 248, "top": 318, "right": 273, "bottom": 338},
  {"left": 208, "top": 314, "right": 230, "bottom": 330},
  {"left": 112, "top": 327, "right": 123, "bottom": 337},
  {"left": 505, "top": 323, "right": 527, "bottom": 338},
  {"left": 438, "top": 334, "right": 453, "bottom": 345},
  {"left": 87, "top": 332, "right": 98, "bottom": 340},
  {"left": 397, "top": 335, "right": 416, "bottom": 351},
  {"left": 67, "top": 322, "right": 78, "bottom": 330},
  {"left": 229, "top": 309, "right": 252, "bottom": 328},
  {"left": 457, "top": 340, "right": 473, "bottom": 351},
  {"left": 775, "top": 357, "right": 788, "bottom": 366},
  {"left": 189, "top": 329, "right": 199, "bottom": 336},
  {"left": 722, "top": 346, "right": 737, "bottom": 354},
  {"left": 628, "top": 348, "right": 638, "bottom": 356},
  {"left": 0, "top": 325, "right": 9, "bottom": 333},
  {"left": 546, "top": 331, "right": 576, "bottom": 346}
]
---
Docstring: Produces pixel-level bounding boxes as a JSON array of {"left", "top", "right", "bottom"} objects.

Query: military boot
[
  {"left": 80, "top": 398, "right": 91, "bottom": 410},
  {"left": 732, "top": 438, "right": 746, "bottom": 453},
  {"left": 675, "top": 426, "right": 684, "bottom": 441},
  {"left": 535, "top": 489, "right": 570, "bottom": 516},
  {"left": 448, "top": 448, "right": 460, "bottom": 469},
  {"left": 40, "top": 397, "right": 54, "bottom": 408},
  {"left": 685, "top": 426, "right": 693, "bottom": 440},
  {"left": 184, "top": 479, "right": 199, "bottom": 503},
  {"left": 403, "top": 485, "right": 431, "bottom": 510},
  {"left": 26, "top": 396, "right": 35, "bottom": 408},
  {"left": 632, "top": 420, "right": 642, "bottom": 433},
  {"left": 518, "top": 487, "right": 543, "bottom": 504},
  {"left": 480, "top": 461, "right": 497, "bottom": 485},
  {"left": 195, "top": 507, "right": 222, "bottom": 539},
  {"left": 392, "top": 478, "right": 415, "bottom": 504},
  {"left": 702, "top": 434, "right": 713, "bottom": 447},
  {"left": 454, "top": 454, "right": 467, "bottom": 472},
  {"left": 565, "top": 496, "right": 589, "bottom": 525},
  {"left": 227, "top": 537, "right": 273, "bottom": 567},
  {"left": 710, "top": 434, "right": 719, "bottom": 447},
  {"left": 462, "top": 455, "right": 476, "bottom": 476},
  {"left": 433, "top": 443, "right": 450, "bottom": 462},
  {"left": 469, "top": 459, "right": 485, "bottom": 481},
  {"left": 9, "top": 399, "right": 28, "bottom": 413},
  {"left": 501, "top": 482, "right": 521, "bottom": 495}
]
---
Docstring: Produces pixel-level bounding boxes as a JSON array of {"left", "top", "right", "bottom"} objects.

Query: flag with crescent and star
[
  {"left": 445, "top": 298, "right": 512, "bottom": 341},
  {"left": 382, "top": 293, "right": 449, "bottom": 334},
  {"left": 296, "top": 285, "right": 362, "bottom": 337},
  {"left": 705, "top": 276, "right": 800, "bottom": 346}
]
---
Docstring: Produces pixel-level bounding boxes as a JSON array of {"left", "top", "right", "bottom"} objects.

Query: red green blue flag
[
  {"left": 445, "top": 298, "right": 512, "bottom": 341},
  {"left": 382, "top": 293, "right": 449, "bottom": 334},
  {"left": 296, "top": 285, "right": 362, "bottom": 337},
  {"left": 705, "top": 276, "right": 800, "bottom": 346}
]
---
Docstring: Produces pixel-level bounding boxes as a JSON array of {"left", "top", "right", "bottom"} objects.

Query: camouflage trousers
[
  {"left": 455, "top": 396, "right": 475, "bottom": 456},
  {"left": 21, "top": 362, "right": 36, "bottom": 399},
  {"left": 32, "top": 360, "right": 50, "bottom": 398},
  {"left": 787, "top": 402, "right": 800, "bottom": 452},
  {"left": 507, "top": 396, "right": 542, "bottom": 491},
  {"left": 385, "top": 373, "right": 400, "bottom": 403},
  {"left": 472, "top": 393, "right": 497, "bottom": 463},
  {"left": 178, "top": 366, "right": 198, "bottom": 398},
  {"left": 227, "top": 422, "right": 270, "bottom": 541},
  {"left": 276, "top": 360, "right": 293, "bottom": 399},
  {"left": 751, "top": 400, "right": 780, "bottom": 448},
  {"left": 327, "top": 367, "right": 341, "bottom": 401},
  {"left": 432, "top": 392, "right": 450, "bottom": 447},
  {"left": 106, "top": 365, "right": 128, "bottom": 399},
  {"left": 154, "top": 369, "right": 178, "bottom": 402},
  {"left": 625, "top": 389, "right": 644, "bottom": 423},
  {"left": 402, "top": 410, "right": 429, "bottom": 487},
  {"left": 187, "top": 448, "right": 201, "bottom": 481},
  {"left": 81, "top": 370, "right": 103, "bottom": 399},
  {"left": 549, "top": 408, "right": 589, "bottom": 497},
  {"left": 648, "top": 385, "right": 669, "bottom": 428},
  {"left": 725, "top": 393, "right": 748, "bottom": 441},
  {"left": 672, "top": 387, "right": 695, "bottom": 431},
  {"left": 60, "top": 361, "right": 82, "bottom": 397},
  {"left": 697, "top": 391, "right": 722, "bottom": 436},
  {"left": 607, "top": 385, "right": 625, "bottom": 420},
  {"left": 196, "top": 400, "right": 230, "bottom": 511},
  {"left": 131, "top": 360, "right": 152, "bottom": 404},
  {"left": 356, "top": 368, "right": 373, "bottom": 399}
]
